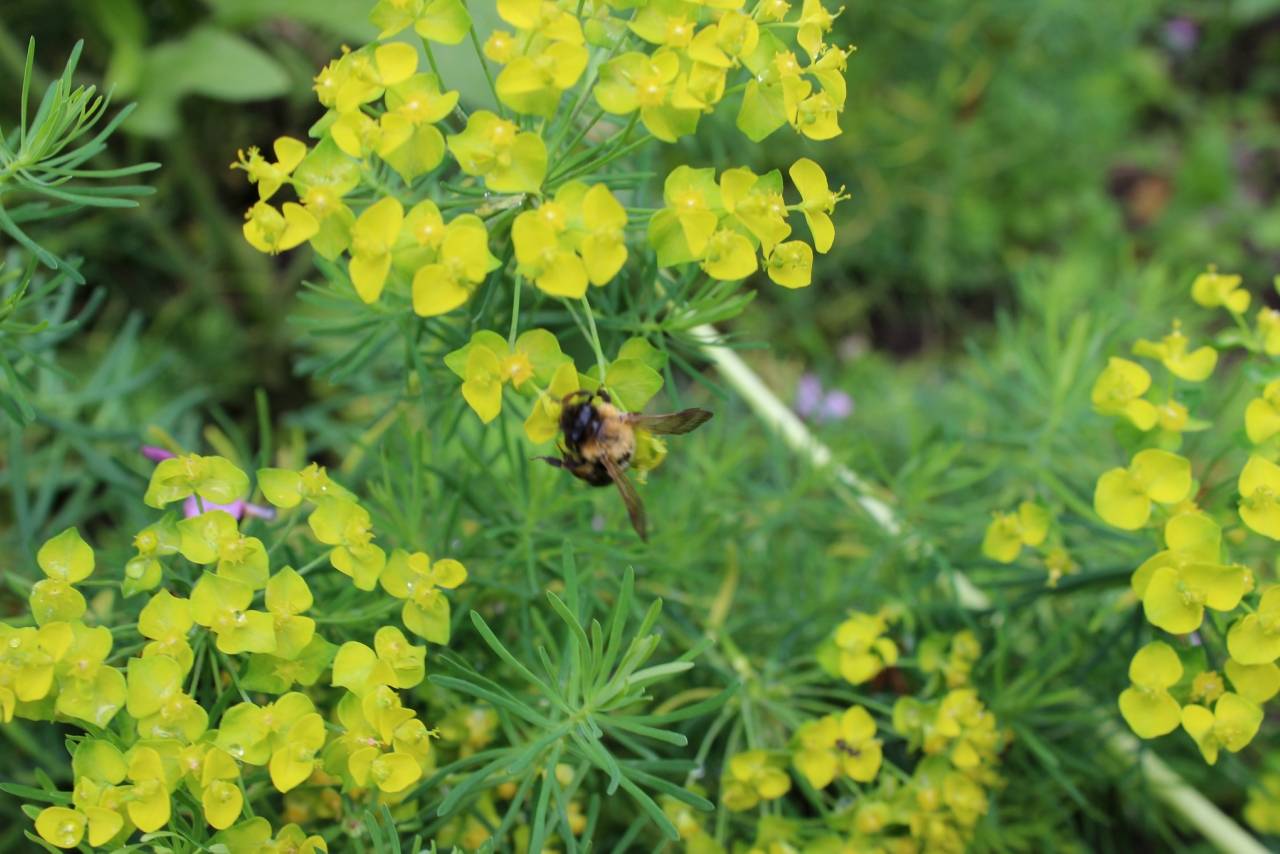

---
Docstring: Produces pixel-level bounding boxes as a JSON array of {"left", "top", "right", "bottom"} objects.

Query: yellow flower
[
  {"left": 243, "top": 201, "right": 320, "bottom": 255},
  {"left": 1132, "top": 321, "right": 1217, "bottom": 382},
  {"left": 793, "top": 706, "right": 882, "bottom": 788},
  {"left": 349, "top": 197, "right": 404, "bottom": 304},
  {"left": 765, "top": 241, "right": 813, "bottom": 288},
  {"left": 788, "top": 158, "right": 845, "bottom": 254},
  {"left": 1239, "top": 455, "right": 1280, "bottom": 539},
  {"left": 794, "top": 89, "right": 841, "bottom": 140},
  {"left": 331, "top": 43, "right": 420, "bottom": 114},
  {"left": 576, "top": 183, "right": 629, "bottom": 285},
  {"left": 381, "top": 550, "right": 468, "bottom": 643},
  {"left": 332, "top": 626, "right": 426, "bottom": 695},
  {"left": 190, "top": 572, "right": 277, "bottom": 655},
  {"left": 257, "top": 461, "right": 346, "bottom": 508},
  {"left": 594, "top": 50, "right": 699, "bottom": 142},
  {"left": 1228, "top": 586, "right": 1280, "bottom": 665},
  {"left": 737, "top": 50, "right": 809, "bottom": 142},
  {"left": 378, "top": 73, "right": 457, "bottom": 182},
  {"left": 1245, "top": 380, "right": 1280, "bottom": 444},
  {"left": 1131, "top": 512, "right": 1221, "bottom": 598},
  {"left": 700, "top": 227, "right": 757, "bottom": 280},
  {"left": 1258, "top": 307, "right": 1280, "bottom": 355},
  {"left": 35, "top": 807, "right": 87, "bottom": 849},
  {"left": 832, "top": 611, "right": 897, "bottom": 684},
  {"left": 371, "top": 0, "right": 471, "bottom": 44},
  {"left": 265, "top": 567, "right": 317, "bottom": 659},
  {"left": 1093, "top": 449, "right": 1192, "bottom": 530},
  {"left": 1090, "top": 357, "right": 1157, "bottom": 430},
  {"left": 1190, "top": 267, "right": 1248, "bottom": 313},
  {"left": 268, "top": 712, "right": 326, "bottom": 794},
  {"left": 722, "top": 167, "right": 791, "bottom": 256},
  {"left": 126, "top": 654, "right": 209, "bottom": 742},
  {"left": 496, "top": 40, "right": 589, "bottom": 118},
  {"left": 29, "top": 527, "right": 94, "bottom": 626},
  {"left": 145, "top": 453, "right": 249, "bottom": 507},
  {"left": 1180, "top": 692, "right": 1263, "bottom": 764},
  {"left": 1118, "top": 641, "right": 1183, "bottom": 738},
  {"left": 514, "top": 204, "right": 587, "bottom": 298},
  {"left": 1224, "top": 657, "right": 1280, "bottom": 703},
  {"left": 721, "top": 750, "right": 791, "bottom": 811},
  {"left": 410, "top": 212, "right": 498, "bottom": 317},
  {"left": 125, "top": 745, "right": 175, "bottom": 833},
  {"left": 649, "top": 166, "right": 721, "bottom": 265},
  {"left": 445, "top": 328, "right": 571, "bottom": 424},
  {"left": 200, "top": 748, "right": 244, "bottom": 829},
  {"left": 981, "top": 501, "right": 1049, "bottom": 563},
  {"left": 1141, "top": 557, "right": 1245, "bottom": 635},
  {"left": 1190, "top": 670, "right": 1225, "bottom": 704},
  {"left": 446, "top": 110, "right": 547, "bottom": 194},
  {"left": 484, "top": 30, "right": 518, "bottom": 63},
  {"left": 797, "top": 0, "right": 840, "bottom": 60},
  {"left": 53, "top": 622, "right": 126, "bottom": 727},
  {"left": 308, "top": 497, "right": 386, "bottom": 589},
  {"left": 232, "top": 137, "right": 307, "bottom": 201}
]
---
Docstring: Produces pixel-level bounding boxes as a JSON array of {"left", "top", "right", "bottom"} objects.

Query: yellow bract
[
  {"left": 793, "top": 706, "right": 882, "bottom": 788},
  {"left": 1132, "top": 321, "right": 1217, "bottom": 382},
  {"left": 981, "top": 501, "right": 1049, "bottom": 564},
  {"left": 1239, "top": 455, "right": 1280, "bottom": 539},
  {"left": 447, "top": 110, "right": 547, "bottom": 194},
  {"left": 1091, "top": 357, "right": 1157, "bottom": 430},
  {"left": 513, "top": 183, "right": 628, "bottom": 297},
  {"left": 1118, "top": 641, "right": 1182, "bottom": 738},
  {"left": 832, "top": 611, "right": 897, "bottom": 685},
  {"left": 1245, "top": 380, "right": 1280, "bottom": 445},
  {"left": 1093, "top": 449, "right": 1192, "bottom": 530},
  {"left": 1227, "top": 587, "right": 1280, "bottom": 665},
  {"left": 721, "top": 750, "right": 791, "bottom": 811},
  {"left": 1190, "top": 267, "right": 1249, "bottom": 313},
  {"left": 1180, "top": 693, "right": 1263, "bottom": 764}
]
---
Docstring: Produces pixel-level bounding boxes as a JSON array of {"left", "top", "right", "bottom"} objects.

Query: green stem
[
  {"left": 579, "top": 295, "right": 608, "bottom": 376},
  {"left": 468, "top": 26, "right": 504, "bottom": 117},
  {"left": 420, "top": 36, "right": 443, "bottom": 80},
  {"left": 509, "top": 273, "right": 523, "bottom": 345}
]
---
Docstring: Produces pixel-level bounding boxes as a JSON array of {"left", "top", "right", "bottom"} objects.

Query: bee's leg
[
  {"left": 533, "top": 456, "right": 566, "bottom": 469},
  {"left": 596, "top": 388, "right": 612, "bottom": 404}
]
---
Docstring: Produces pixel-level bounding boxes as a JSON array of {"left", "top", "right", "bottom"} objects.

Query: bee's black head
[{"left": 560, "top": 392, "right": 603, "bottom": 451}]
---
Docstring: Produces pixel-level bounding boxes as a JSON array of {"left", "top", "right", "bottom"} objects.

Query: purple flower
[
  {"left": 141, "top": 444, "right": 174, "bottom": 462},
  {"left": 1164, "top": 18, "right": 1198, "bottom": 53},
  {"left": 794, "top": 374, "right": 854, "bottom": 423},
  {"left": 140, "top": 445, "right": 275, "bottom": 521}
]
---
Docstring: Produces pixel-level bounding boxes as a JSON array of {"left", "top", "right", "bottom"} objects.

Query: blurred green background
[{"left": 4, "top": 0, "right": 1280, "bottom": 849}]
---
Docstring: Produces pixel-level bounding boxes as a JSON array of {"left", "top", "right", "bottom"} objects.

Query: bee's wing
[
  {"left": 602, "top": 454, "right": 647, "bottom": 541},
  {"left": 625, "top": 408, "right": 713, "bottom": 436}
]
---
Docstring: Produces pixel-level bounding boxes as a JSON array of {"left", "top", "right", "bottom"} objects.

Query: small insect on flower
[{"left": 537, "top": 389, "right": 712, "bottom": 541}]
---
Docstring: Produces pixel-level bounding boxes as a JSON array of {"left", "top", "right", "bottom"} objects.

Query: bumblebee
[{"left": 538, "top": 389, "right": 712, "bottom": 540}]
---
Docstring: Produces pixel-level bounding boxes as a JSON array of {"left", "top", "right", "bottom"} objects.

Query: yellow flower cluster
[
  {"left": 234, "top": 0, "right": 852, "bottom": 329},
  {"left": 7, "top": 455, "right": 468, "bottom": 849},
  {"left": 918, "top": 630, "right": 982, "bottom": 689},
  {"left": 1093, "top": 268, "right": 1280, "bottom": 764},
  {"left": 700, "top": 628, "right": 1002, "bottom": 854},
  {"left": 817, "top": 608, "right": 899, "bottom": 685},
  {"left": 887, "top": 689, "right": 1006, "bottom": 853},
  {"left": 981, "top": 501, "right": 1079, "bottom": 586}
]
